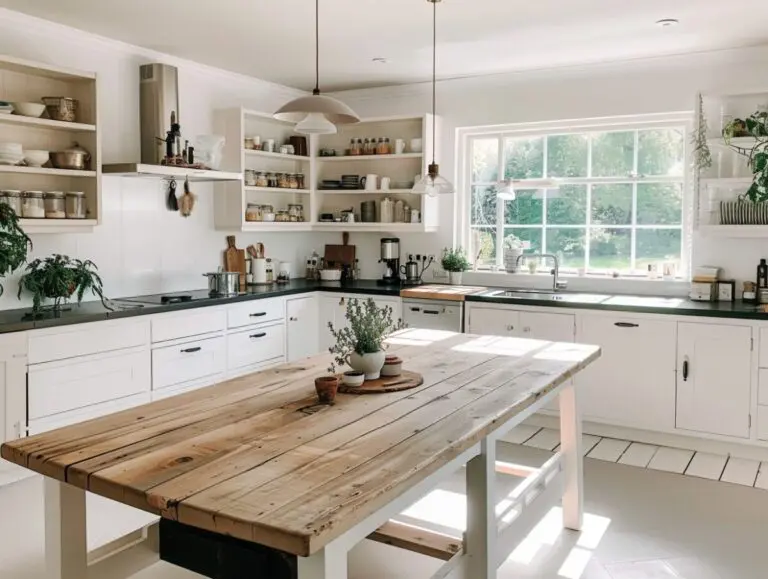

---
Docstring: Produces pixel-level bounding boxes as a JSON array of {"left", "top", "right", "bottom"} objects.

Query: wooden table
[{"left": 2, "top": 330, "right": 599, "bottom": 579}]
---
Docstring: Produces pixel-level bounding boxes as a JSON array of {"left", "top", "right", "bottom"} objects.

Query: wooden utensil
[
  {"left": 324, "top": 232, "right": 356, "bottom": 270},
  {"left": 224, "top": 235, "right": 246, "bottom": 290}
]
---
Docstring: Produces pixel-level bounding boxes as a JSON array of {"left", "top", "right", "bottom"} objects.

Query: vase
[
  {"left": 449, "top": 271, "right": 463, "bottom": 285},
  {"left": 349, "top": 350, "right": 386, "bottom": 380},
  {"left": 314, "top": 376, "right": 339, "bottom": 405},
  {"left": 504, "top": 247, "right": 524, "bottom": 273}
]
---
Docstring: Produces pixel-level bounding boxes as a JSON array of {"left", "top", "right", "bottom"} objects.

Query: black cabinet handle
[
  {"left": 249, "top": 332, "right": 267, "bottom": 339},
  {"left": 423, "top": 310, "right": 440, "bottom": 315},
  {"left": 181, "top": 347, "right": 202, "bottom": 354},
  {"left": 410, "top": 307, "right": 421, "bottom": 312},
  {"left": 250, "top": 312, "right": 267, "bottom": 317},
  {"left": 682, "top": 359, "right": 689, "bottom": 381},
  {"left": 614, "top": 322, "right": 639, "bottom": 328}
]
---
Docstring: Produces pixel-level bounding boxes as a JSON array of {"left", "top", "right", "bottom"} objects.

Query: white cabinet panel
[
  {"left": 28, "top": 347, "right": 150, "bottom": 421},
  {"left": 759, "top": 327, "right": 768, "bottom": 368},
  {"left": 287, "top": 296, "right": 320, "bottom": 361},
  {"left": 28, "top": 393, "right": 150, "bottom": 436},
  {"left": 152, "top": 336, "right": 225, "bottom": 391},
  {"left": 227, "top": 297, "right": 285, "bottom": 329},
  {"left": 227, "top": 323, "right": 285, "bottom": 373},
  {"left": 0, "top": 333, "right": 27, "bottom": 444},
  {"left": 676, "top": 322, "right": 751, "bottom": 439},
  {"left": 519, "top": 311, "right": 574, "bottom": 342},
  {"left": 758, "top": 406, "right": 768, "bottom": 442},
  {"left": 576, "top": 314, "right": 676, "bottom": 431},
  {"left": 151, "top": 308, "right": 226, "bottom": 343},
  {"left": 467, "top": 306, "right": 519, "bottom": 336},
  {"left": 759, "top": 369, "right": 768, "bottom": 406},
  {"left": 318, "top": 294, "right": 400, "bottom": 352}
]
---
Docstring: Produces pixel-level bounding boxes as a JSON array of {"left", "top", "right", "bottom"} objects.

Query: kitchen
[{"left": 2, "top": 1, "right": 768, "bottom": 579}]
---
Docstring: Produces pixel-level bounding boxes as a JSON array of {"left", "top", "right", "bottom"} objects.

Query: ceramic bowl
[
  {"left": 319, "top": 269, "right": 342, "bottom": 282},
  {"left": 23, "top": 150, "right": 49, "bottom": 167},
  {"left": 0, "top": 142, "right": 23, "bottom": 155},
  {"left": 342, "top": 371, "right": 365, "bottom": 387},
  {"left": 381, "top": 357, "right": 403, "bottom": 377},
  {"left": 12, "top": 102, "right": 45, "bottom": 118}
]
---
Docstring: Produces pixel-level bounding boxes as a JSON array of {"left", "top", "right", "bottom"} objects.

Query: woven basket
[{"left": 720, "top": 198, "right": 768, "bottom": 225}]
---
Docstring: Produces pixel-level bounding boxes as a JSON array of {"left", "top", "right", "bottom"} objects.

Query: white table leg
[
  {"left": 44, "top": 478, "right": 87, "bottom": 579},
  {"left": 297, "top": 542, "right": 347, "bottom": 579},
  {"left": 465, "top": 438, "right": 496, "bottom": 579},
  {"left": 559, "top": 380, "right": 584, "bottom": 531}
]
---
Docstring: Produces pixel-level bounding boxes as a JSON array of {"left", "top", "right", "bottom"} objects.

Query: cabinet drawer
[
  {"left": 28, "top": 348, "right": 151, "bottom": 420},
  {"left": 28, "top": 392, "right": 151, "bottom": 436},
  {"left": 152, "top": 336, "right": 225, "bottom": 391},
  {"left": 227, "top": 323, "right": 285, "bottom": 372},
  {"left": 151, "top": 308, "right": 226, "bottom": 343},
  {"left": 227, "top": 297, "right": 285, "bottom": 329},
  {"left": 760, "top": 370, "right": 768, "bottom": 406},
  {"left": 29, "top": 319, "right": 149, "bottom": 364},
  {"left": 758, "top": 406, "right": 768, "bottom": 441}
]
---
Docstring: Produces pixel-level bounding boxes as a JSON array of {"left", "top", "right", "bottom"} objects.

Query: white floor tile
[
  {"left": 501, "top": 424, "right": 542, "bottom": 444},
  {"left": 720, "top": 457, "right": 760, "bottom": 487},
  {"left": 755, "top": 462, "right": 768, "bottom": 491},
  {"left": 617, "top": 443, "right": 658, "bottom": 468},
  {"left": 647, "top": 447, "right": 694, "bottom": 474},
  {"left": 684, "top": 452, "right": 728, "bottom": 481},
  {"left": 587, "top": 438, "right": 631, "bottom": 463},
  {"left": 524, "top": 427, "right": 561, "bottom": 451},
  {"left": 582, "top": 434, "right": 603, "bottom": 456},
  {"left": 664, "top": 556, "right": 723, "bottom": 579}
]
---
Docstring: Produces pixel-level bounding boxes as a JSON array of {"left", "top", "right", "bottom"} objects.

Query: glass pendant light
[
  {"left": 413, "top": 0, "right": 455, "bottom": 196},
  {"left": 274, "top": 0, "right": 359, "bottom": 134}
]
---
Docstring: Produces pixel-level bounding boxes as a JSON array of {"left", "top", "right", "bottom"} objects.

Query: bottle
[
  {"left": 377, "top": 137, "right": 386, "bottom": 155},
  {"left": 356, "top": 138, "right": 363, "bottom": 155},
  {"left": 266, "top": 258, "right": 274, "bottom": 283},
  {"left": 384, "top": 137, "right": 391, "bottom": 154},
  {"left": 362, "top": 138, "right": 370, "bottom": 156},
  {"left": 758, "top": 259, "right": 768, "bottom": 289},
  {"left": 349, "top": 138, "right": 358, "bottom": 156}
]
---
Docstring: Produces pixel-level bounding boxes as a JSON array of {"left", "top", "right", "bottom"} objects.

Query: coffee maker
[{"left": 378, "top": 237, "right": 401, "bottom": 285}]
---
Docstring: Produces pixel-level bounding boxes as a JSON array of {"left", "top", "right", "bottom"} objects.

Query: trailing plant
[
  {"left": 691, "top": 93, "right": 712, "bottom": 171},
  {"left": 723, "top": 111, "right": 768, "bottom": 203},
  {"left": 441, "top": 247, "right": 470, "bottom": 273},
  {"left": 327, "top": 298, "right": 406, "bottom": 373},
  {"left": 18, "top": 254, "right": 107, "bottom": 312},
  {"left": 0, "top": 203, "right": 32, "bottom": 297}
]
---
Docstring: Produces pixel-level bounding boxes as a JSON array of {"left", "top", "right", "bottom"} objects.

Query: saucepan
[{"left": 203, "top": 271, "right": 240, "bottom": 295}]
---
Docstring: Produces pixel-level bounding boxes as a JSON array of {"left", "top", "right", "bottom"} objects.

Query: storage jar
[
  {"left": 277, "top": 173, "right": 289, "bottom": 189},
  {"left": 275, "top": 210, "right": 290, "bottom": 222},
  {"left": 21, "top": 191, "right": 45, "bottom": 218},
  {"left": 255, "top": 171, "right": 268, "bottom": 188},
  {"left": 0, "top": 190, "right": 22, "bottom": 215},
  {"left": 266, "top": 173, "right": 278, "bottom": 188},
  {"left": 296, "top": 173, "right": 305, "bottom": 189},
  {"left": 288, "top": 203, "right": 304, "bottom": 222},
  {"left": 44, "top": 191, "right": 66, "bottom": 219},
  {"left": 245, "top": 203, "right": 262, "bottom": 222},
  {"left": 65, "top": 191, "right": 86, "bottom": 219},
  {"left": 287, "top": 173, "right": 298, "bottom": 189}
]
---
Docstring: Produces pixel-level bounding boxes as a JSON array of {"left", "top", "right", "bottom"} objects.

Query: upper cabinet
[{"left": 0, "top": 55, "right": 101, "bottom": 233}]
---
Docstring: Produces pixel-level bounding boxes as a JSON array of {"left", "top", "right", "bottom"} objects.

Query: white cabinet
[
  {"left": 152, "top": 336, "right": 225, "bottom": 392},
  {"left": 576, "top": 314, "right": 676, "bottom": 431},
  {"left": 467, "top": 306, "right": 573, "bottom": 342},
  {"left": 467, "top": 306, "right": 519, "bottom": 336},
  {"left": 319, "top": 294, "right": 401, "bottom": 352},
  {"left": 519, "top": 311, "right": 574, "bottom": 342},
  {"left": 287, "top": 296, "right": 320, "bottom": 361},
  {"left": 226, "top": 324, "right": 285, "bottom": 378},
  {"left": 0, "top": 333, "right": 27, "bottom": 446},
  {"left": 227, "top": 297, "right": 285, "bottom": 329},
  {"left": 676, "top": 322, "right": 752, "bottom": 439}
]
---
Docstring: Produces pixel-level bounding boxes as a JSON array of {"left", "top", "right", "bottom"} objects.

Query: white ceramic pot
[
  {"left": 349, "top": 350, "right": 386, "bottom": 380},
  {"left": 449, "top": 271, "right": 463, "bottom": 285},
  {"left": 342, "top": 371, "right": 365, "bottom": 387}
]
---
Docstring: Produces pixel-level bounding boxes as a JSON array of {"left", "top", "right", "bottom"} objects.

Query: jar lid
[
  {"left": 23, "top": 190, "right": 44, "bottom": 197},
  {"left": 66, "top": 191, "right": 85, "bottom": 197},
  {"left": 45, "top": 191, "right": 65, "bottom": 198},
  {"left": 1, "top": 189, "right": 21, "bottom": 195}
]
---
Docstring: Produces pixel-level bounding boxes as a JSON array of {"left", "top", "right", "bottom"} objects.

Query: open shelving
[
  {"left": 102, "top": 163, "right": 241, "bottom": 182},
  {"left": 317, "top": 153, "right": 423, "bottom": 162}
]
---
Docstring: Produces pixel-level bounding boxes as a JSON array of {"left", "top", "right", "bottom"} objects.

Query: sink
[{"left": 488, "top": 290, "right": 609, "bottom": 304}]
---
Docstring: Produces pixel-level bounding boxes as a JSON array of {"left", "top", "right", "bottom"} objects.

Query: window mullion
[
  {"left": 631, "top": 130, "right": 640, "bottom": 272},
  {"left": 496, "top": 136, "right": 504, "bottom": 270}
]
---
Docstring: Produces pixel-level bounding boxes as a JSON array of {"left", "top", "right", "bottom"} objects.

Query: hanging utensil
[
  {"left": 166, "top": 179, "right": 179, "bottom": 211},
  {"left": 180, "top": 176, "right": 195, "bottom": 217}
]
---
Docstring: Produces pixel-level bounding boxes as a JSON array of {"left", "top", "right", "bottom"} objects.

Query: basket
[
  {"left": 720, "top": 199, "right": 768, "bottom": 225},
  {"left": 42, "top": 97, "right": 78, "bottom": 122}
]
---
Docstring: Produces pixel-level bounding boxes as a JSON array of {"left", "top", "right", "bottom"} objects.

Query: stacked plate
[
  {"left": 0, "top": 101, "right": 13, "bottom": 115},
  {"left": 0, "top": 142, "right": 23, "bottom": 166},
  {"left": 341, "top": 174, "right": 361, "bottom": 190},
  {"left": 320, "top": 180, "right": 341, "bottom": 190}
]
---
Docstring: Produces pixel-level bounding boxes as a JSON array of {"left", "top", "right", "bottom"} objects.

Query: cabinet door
[
  {"left": 576, "top": 314, "right": 676, "bottom": 431},
  {"left": 319, "top": 295, "right": 347, "bottom": 352},
  {"left": 519, "top": 311, "right": 574, "bottom": 342},
  {"left": 467, "top": 306, "right": 520, "bottom": 337},
  {"left": 0, "top": 334, "right": 27, "bottom": 444},
  {"left": 287, "top": 296, "right": 320, "bottom": 361},
  {"left": 677, "top": 322, "right": 751, "bottom": 439}
]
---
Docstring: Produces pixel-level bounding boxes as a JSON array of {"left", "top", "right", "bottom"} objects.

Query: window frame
[{"left": 458, "top": 113, "right": 694, "bottom": 278}]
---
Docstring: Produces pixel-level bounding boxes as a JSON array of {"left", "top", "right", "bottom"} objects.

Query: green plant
[
  {"left": 327, "top": 298, "right": 406, "bottom": 373},
  {"left": 691, "top": 93, "right": 712, "bottom": 171},
  {"left": 18, "top": 254, "right": 107, "bottom": 312},
  {"left": 723, "top": 111, "right": 768, "bottom": 202},
  {"left": 441, "top": 247, "right": 470, "bottom": 272},
  {"left": 0, "top": 204, "right": 32, "bottom": 297}
]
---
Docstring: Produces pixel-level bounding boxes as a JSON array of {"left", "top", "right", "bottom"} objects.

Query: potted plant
[
  {"left": 18, "top": 254, "right": 108, "bottom": 313},
  {"left": 328, "top": 298, "right": 406, "bottom": 381},
  {"left": 441, "top": 247, "right": 470, "bottom": 285},
  {"left": 0, "top": 203, "right": 32, "bottom": 297},
  {"left": 723, "top": 111, "right": 768, "bottom": 204},
  {"left": 503, "top": 234, "right": 524, "bottom": 273},
  {"left": 315, "top": 372, "right": 340, "bottom": 405}
]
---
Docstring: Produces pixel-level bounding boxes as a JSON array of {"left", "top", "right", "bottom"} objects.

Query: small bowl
[
  {"left": 11, "top": 102, "right": 45, "bottom": 118},
  {"left": 342, "top": 371, "right": 365, "bottom": 387},
  {"left": 381, "top": 357, "right": 403, "bottom": 377},
  {"left": 23, "top": 150, "right": 49, "bottom": 167},
  {"left": 0, "top": 142, "right": 23, "bottom": 155},
  {"left": 319, "top": 269, "right": 342, "bottom": 282}
]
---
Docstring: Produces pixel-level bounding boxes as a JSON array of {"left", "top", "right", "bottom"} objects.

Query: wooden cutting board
[
  {"left": 224, "top": 235, "right": 246, "bottom": 290},
  {"left": 399, "top": 285, "right": 488, "bottom": 301},
  {"left": 324, "top": 232, "right": 356, "bottom": 269}
]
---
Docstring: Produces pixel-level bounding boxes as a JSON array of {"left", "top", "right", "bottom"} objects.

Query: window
[{"left": 464, "top": 117, "right": 689, "bottom": 276}]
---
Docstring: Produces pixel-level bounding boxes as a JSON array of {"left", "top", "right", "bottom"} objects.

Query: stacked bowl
[{"left": 0, "top": 143, "right": 23, "bottom": 166}]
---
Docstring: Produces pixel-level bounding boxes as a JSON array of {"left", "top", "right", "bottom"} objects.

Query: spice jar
[
  {"left": 266, "top": 172, "right": 278, "bottom": 188},
  {"left": 277, "top": 173, "right": 289, "bottom": 188},
  {"left": 245, "top": 203, "right": 262, "bottom": 222},
  {"left": 244, "top": 169, "right": 256, "bottom": 187},
  {"left": 65, "top": 191, "right": 86, "bottom": 219},
  {"left": 44, "top": 191, "right": 66, "bottom": 219},
  {"left": 288, "top": 203, "right": 304, "bottom": 222},
  {"left": 275, "top": 210, "right": 290, "bottom": 222},
  {"left": 296, "top": 173, "right": 305, "bottom": 189},
  {"left": 288, "top": 173, "right": 298, "bottom": 189},
  {"left": 21, "top": 191, "right": 45, "bottom": 218},
  {"left": 0, "top": 190, "right": 22, "bottom": 215},
  {"left": 255, "top": 171, "right": 268, "bottom": 188},
  {"left": 394, "top": 199, "right": 405, "bottom": 223}
]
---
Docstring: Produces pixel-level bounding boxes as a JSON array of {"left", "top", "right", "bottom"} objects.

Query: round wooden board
[{"left": 338, "top": 370, "right": 424, "bottom": 394}]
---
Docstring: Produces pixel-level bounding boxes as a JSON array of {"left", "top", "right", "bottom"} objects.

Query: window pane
[
  {"left": 636, "top": 229, "right": 682, "bottom": 272},
  {"left": 547, "top": 184, "right": 587, "bottom": 225},
  {"left": 638, "top": 129, "right": 684, "bottom": 176},
  {"left": 546, "top": 228, "right": 586, "bottom": 269},
  {"left": 506, "top": 228, "right": 543, "bottom": 255},
  {"left": 470, "top": 227, "right": 497, "bottom": 268},
  {"left": 637, "top": 183, "right": 682, "bottom": 225},
  {"left": 504, "top": 137, "right": 544, "bottom": 180},
  {"left": 589, "top": 228, "right": 631, "bottom": 271},
  {"left": 547, "top": 134, "right": 588, "bottom": 177},
  {"left": 472, "top": 138, "right": 499, "bottom": 182},
  {"left": 471, "top": 185, "right": 497, "bottom": 226},
  {"left": 505, "top": 190, "right": 543, "bottom": 225},
  {"left": 592, "top": 131, "right": 634, "bottom": 177},
  {"left": 591, "top": 184, "right": 632, "bottom": 225}
]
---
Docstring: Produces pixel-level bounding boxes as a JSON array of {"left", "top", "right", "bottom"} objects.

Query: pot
[
  {"left": 50, "top": 142, "right": 90, "bottom": 170},
  {"left": 342, "top": 371, "right": 365, "bottom": 387},
  {"left": 203, "top": 271, "right": 240, "bottom": 295},
  {"left": 449, "top": 271, "right": 463, "bottom": 285},
  {"left": 349, "top": 350, "right": 386, "bottom": 380},
  {"left": 315, "top": 376, "right": 339, "bottom": 405}
]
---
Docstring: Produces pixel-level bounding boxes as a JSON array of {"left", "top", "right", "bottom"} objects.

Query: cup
[
  {"left": 395, "top": 139, "right": 406, "bottom": 154},
  {"left": 361, "top": 174, "right": 378, "bottom": 191},
  {"left": 264, "top": 139, "right": 276, "bottom": 153},
  {"left": 409, "top": 138, "right": 423, "bottom": 153},
  {"left": 380, "top": 177, "right": 391, "bottom": 191},
  {"left": 410, "top": 209, "right": 420, "bottom": 223}
]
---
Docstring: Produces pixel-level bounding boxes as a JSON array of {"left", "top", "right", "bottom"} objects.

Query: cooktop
[{"left": 117, "top": 290, "right": 234, "bottom": 305}]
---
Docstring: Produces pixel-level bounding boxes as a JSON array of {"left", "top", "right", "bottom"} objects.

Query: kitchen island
[{"left": 1, "top": 330, "right": 599, "bottom": 579}]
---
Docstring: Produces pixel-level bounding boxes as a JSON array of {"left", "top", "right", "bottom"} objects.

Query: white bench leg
[
  {"left": 45, "top": 478, "right": 87, "bottom": 579},
  {"left": 297, "top": 542, "right": 347, "bottom": 578},
  {"left": 559, "top": 380, "right": 584, "bottom": 531},
  {"left": 465, "top": 439, "right": 496, "bottom": 578}
]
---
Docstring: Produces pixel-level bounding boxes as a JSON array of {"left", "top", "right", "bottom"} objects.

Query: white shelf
[
  {"left": 698, "top": 225, "right": 768, "bottom": 238},
  {"left": 244, "top": 186, "right": 310, "bottom": 194},
  {"left": 700, "top": 177, "right": 753, "bottom": 186},
  {"left": 241, "top": 222, "right": 313, "bottom": 232},
  {"left": 317, "top": 189, "right": 417, "bottom": 195},
  {"left": 102, "top": 164, "right": 241, "bottom": 182},
  {"left": 0, "top": 113, "right": 96, "bottom": 132},
  {"left": 19, "top": 218, "right": 97, "bottom": 234},
  {"left": 244, "top": 149, "right": 310, "bottom": 162},
  {"left": 313, "top": 222, "right": 435, "bottom": 233},
  {"left": 317, "top": 153, "right": 423, "bottom": 162},
  {"left": 0, "top": 165, "right": 95, "bottom": 177}
]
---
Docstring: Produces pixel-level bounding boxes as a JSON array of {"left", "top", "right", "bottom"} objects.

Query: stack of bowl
[
  {"left": 0, "top": 101, "right": 13, "bottom": 114},
  {"left": 341, "top": 175, "right": 360, "bottom": 190},
  {"left": 0, "top": 143, "right": 23, "bottom": 166}
]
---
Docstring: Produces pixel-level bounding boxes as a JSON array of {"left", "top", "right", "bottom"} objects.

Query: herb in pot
[
  {"left": 723, "top": 112, "right": 768, "bottom": 203},
  {"left": 18, "top": 254, "right": 108, "bottom": 312},
  {"left": 441, "top": 247, "right": 471, "bottom": 273},
  {"left": 0, "top": 203, "right": 32, "bottom": 297}
]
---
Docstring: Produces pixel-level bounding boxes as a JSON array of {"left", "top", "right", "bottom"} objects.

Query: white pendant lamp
[
  {"left": 413, "top": 0, "right": 455, "bottom": 196},
  {"left": 274, "top": 0, "right": 359, "bottom": 134}
]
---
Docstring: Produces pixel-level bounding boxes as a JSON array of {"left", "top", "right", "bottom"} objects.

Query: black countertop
[{"left": 1, "top": 280, "right": 767, "bottom": 335}]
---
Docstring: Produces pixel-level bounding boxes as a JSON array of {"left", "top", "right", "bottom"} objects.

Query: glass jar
[
  {"left": 287, "top": 173, "right": 298, "bottom": 189},
  {"left": 255, "top": 171, "right": 268, "bottom": 188},
  {"left": 275, "top": 210, "right": 290, "bottom": 222},
  {"left": 394, "top": 199, "right": 405, "bottom": 223},
  {"left": 65, "top": 191, "right": 86, "bottom": 219},
  {"left": 266, "top": 172, "right": 278, "bottom": 188},
  {"left": 277, "top": 173, "right": 289, "bottom": 188},
  {"left": 0, "top": 190, "right": 22, "bottom": 215},
  {"left": 245, "top": 203, "right": 262, "bottom": 222},
  {"left": 296, "top": 173, "right": 305, "bottom": 190},
  {"left": 21, "top": 191, "right": 45, "bottom": 218},
  {"left": 44, "top": 191, "right": 66, "bottom": 219},
  {"left": 288, "top": 203, "right": 304, "bottom": 222},
  {"left": 244, "top": 169, "right": 256, "bottom": 187}
]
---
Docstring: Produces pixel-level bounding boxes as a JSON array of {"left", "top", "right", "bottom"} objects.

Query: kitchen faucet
[{"left": 516, "top": 253, "right": 568, "bottom": 292}]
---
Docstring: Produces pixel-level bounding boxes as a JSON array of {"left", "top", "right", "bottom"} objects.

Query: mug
[
  {"left": 253, "top": 136, "right": 261, "bottom": 148},
  {"left": 395, "top": 139, "right": 406, "bottom": 154},
  {"left": 264, "top": 139, "right": 276, "bottom": 153},
  {"left": 410, "top": 138, "right": 423, "bottom": 153},
  {"left": 380, "top": 177, "right": 391, "bottom": 191},
  {"left": 361, "top": 174, "right": 378, "bottom": 191}
]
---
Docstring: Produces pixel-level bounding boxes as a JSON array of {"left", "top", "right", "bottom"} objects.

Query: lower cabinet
[
  {"left": 319, "top": 294, "right": 401, "bottom": 352},
  {"left": 226, "top": 323, "right": 285, "bottom": 377},
  {"left": 0, "top": 334, "right": 27, "bottom": 481},
  {"left": 676, "top": 322, "right": 752, "bottom": 439},
  {"left": 287, "top": 296, "right": 320, "bottom": 361},
  {"left": 467, "top": 306, "right": 518, "bottom": 336},
  {"left": 153, "top": 335, "right": 225, "bottom": 392}
]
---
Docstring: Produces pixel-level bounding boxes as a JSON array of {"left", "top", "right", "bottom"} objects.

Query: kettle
[{"left": 401, "top": 257, "right": 420, "bottom": 283}]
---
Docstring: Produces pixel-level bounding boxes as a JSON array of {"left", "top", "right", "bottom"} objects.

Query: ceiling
[{"left": 2, "top": 0, "right": 767, "bottom": 91}]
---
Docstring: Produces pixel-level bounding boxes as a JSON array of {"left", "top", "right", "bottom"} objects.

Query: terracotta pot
[
  {"left": 349, "top": 350, "right": 386, "bottom": 380},
  {"left": 315, "top": 376, "right": 339, "bottom": 405},
  {"left": 342, "top": 371, "right": 365, "bottom": 387}
]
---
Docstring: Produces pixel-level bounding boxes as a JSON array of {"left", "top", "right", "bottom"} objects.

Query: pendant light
[
  {"left": 274, "top": 0, "right": 359, "bottom": 134},
  {"left": 413, "top": 0, "right": 455, "bottom": 196}
]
